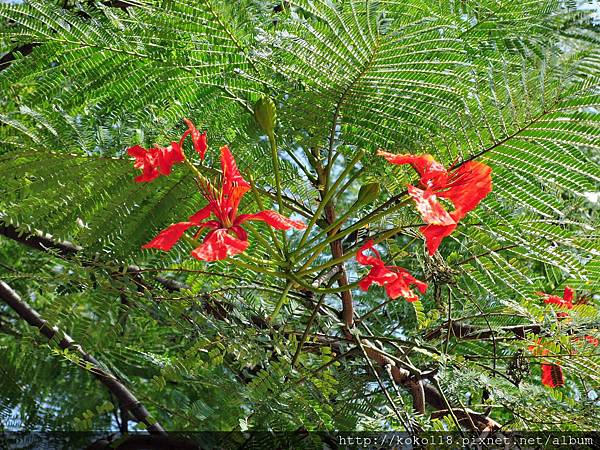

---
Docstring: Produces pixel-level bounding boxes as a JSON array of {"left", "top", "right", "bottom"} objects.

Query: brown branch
[
  {"left": 312, "top": 148, "right": 354, "bottom": 330},
  {"left": 354, "top": 332, "right": 413, "bottom": 430},
  {"left": 0, "top": 223, "right": 172, "bottom": 292},
  {"left": 0, "top": 224, "right": 82, "bottom": 257},
  {"left": 362, "top": 342, "right": 501, "bottom": 431},
  {"left": 0, "top": 280, "right": 165, "bottom": 435},
  {"left": 431, "top": 408, "right": 501, "bottom": 432}
]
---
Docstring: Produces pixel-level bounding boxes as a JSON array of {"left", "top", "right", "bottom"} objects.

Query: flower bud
[
  {"left": 254, "top": 96, "right": 277, "bottom": 135},
  {"left": 354, "top": 182, "right": 380, "bottom": 207}
]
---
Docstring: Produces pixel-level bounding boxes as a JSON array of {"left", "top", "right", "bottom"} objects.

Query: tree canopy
[{"left": 0, "top": 0, "right": 598, "bottom": 447}]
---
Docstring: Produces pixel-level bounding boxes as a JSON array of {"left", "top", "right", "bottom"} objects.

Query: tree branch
[
  {"left": 0, "top": 223, "right": 172, "bottom": 292},
  {"left": 0, "top": 280, "right": 165, "bottom": 435}
]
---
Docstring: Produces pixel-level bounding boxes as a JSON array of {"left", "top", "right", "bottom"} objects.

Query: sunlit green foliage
[{"left": 0, "top": 0, "right": 598, "bottom": 436}]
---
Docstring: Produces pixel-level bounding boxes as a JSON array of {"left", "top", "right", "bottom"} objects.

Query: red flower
[
  {"left": 584, "top": 335, "right": 599, "bottom": 347},
  {"left": 183, "top": 118, "right": 207, "bottom": 160},
  {"left": 574, "top": 335, "right": 599, "bottom": 347},
  {"left": 378, "top": 151, "right": 492, "bottom": 255},
  {"left": 127, "top": 142, "right": 184, "bottom": 183},
  {"left": 128, "top": 118, "right": 207, "bottom": 182},
  {"left": 537, "top": 286, "right": 574, "bottom": 310},
  {"left": 143, "top": 145, "right": 306, "bottom": 261},
  {"left": 528, "top": 339, "right": 565, "bottom": 388},
  {"left": 356, "top": 240, "right": 427, "bottom": 302},
  {"left": 541, "top": 363, "right": 564, "bottom": 388}
]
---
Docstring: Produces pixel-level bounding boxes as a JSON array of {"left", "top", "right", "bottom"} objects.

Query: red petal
[
  {"left": 220, "top": 145, "right": 250, "bottom": 190},
  {"left": 539, "top": 291, "right": 573, "bottom": 310},
  {"left": 196, "top": 132, "right": 207, "bottom": 160},
  {"left": 134, "top": 168, "right": 159, "bottom": 183},
  {"left": 127, "top": 144, "right": 147, "bottom": 158},
  {"left": 156, "top": 142, "right": 185, "bottom": 176},
  {"left": 440, "top": 161, "right": 492, "bottom": 217},
  {"left": 377, "top": 150, "right": 447, "bottom": 186},
  {"left": 563, "top": 286, "right": 574, "bottom": 303},
  {"left": 143, "top": 221, "right": 197, "bottom": 251},
  {"left": 584, "top": 335, "right": 599, "bottom": 347},
  {"left": 230, "top": 225, "right": 248, "bottom": 241},
  {"left": 367, "top": 266, "right": 398, "bottom": 286},
  {"left": 420, "top": 221, "right": 457, "bottom": 255},
  {"left": 386, "top": 269, "right": 427, "bottom": 302},
  {"left": 358, "top": 277, "right": 374, "bottom": 292},
  {"left": 359, "top": 267, "right": 397, "bottom": 293},
  {"left": 356, "top": 240, "right": 384, "bottom": 266},
  {"left": 184, "top": 118, "right": 208, "bottom": 160},
  {"left": 128, "top": 146, "right": 161, "bottom": 183},
  {"left": 236, "top": 210, "right": 306, "bottom": 230},
  {"left": 542, "top": 294, "right": 563, "bottom": 306},
  {"left": 408, "top": 185, "right": 455, "bottom": 226},
  {"left": 359, "top": 264, "right": 426, "bottom": 303},
  {"left": 541, "top": 363, "right": 564, "bottom": 388},
  {"left": 191, "top": 228, "right": 249, "bottom": 261},
  {"left": 188, "top": 205, "right": 213, "bottom": 224},
  {"left": 385, "top": 278, "right": 414, "bottom": 301},
  {"left": 414, "top": 279, "right": 428, "bottom": 294}
]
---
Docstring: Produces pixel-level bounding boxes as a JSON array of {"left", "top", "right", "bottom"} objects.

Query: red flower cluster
[
  {"left": 143, "top": 145, "right": 306, "bottom": 261},
  {"left": 356, "top": 240, "right": 427, "bottom": 302},
  {"left": 378, "top": 151, "right": 492, "bottom": 255},
  {"left": 537, "top": 286, "right": 574, "bottom": 310},
  {"left": 529, "top": 286, "right": 598, "bottom": 388},
  {"left": 541, "top": 363, "right": 564, "bottom": 388},
  {"left": 127, "top": 119, "right": 206, "bottom": 183}
]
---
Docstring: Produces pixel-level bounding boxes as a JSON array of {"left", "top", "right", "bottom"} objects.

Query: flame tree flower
[
  {"left": 537, "top": 286, "right": 574, "bottom": 310},
  {"left": 528, "top": 287, "right": 598, "bottom": 387},
  {"left": 356, "top": 240, "right": 427, "bottom": 302},
  {"left": 127, "top": 118, "right": 206, "bottom": 182},
  {"left": 127, "top": 142, "right": 184, "bottom": 183},
  {"left": 143, "top": 145, "right": 306, "bottom": 261},
  {"left": 378, "top": 151, "right": 492, "bottom": 255},
  {"left": 528, "top": 339, "right": 564, "bottom": 388},
  {"left": 183, "top": 118, "right": 207, "bottom": 160}
]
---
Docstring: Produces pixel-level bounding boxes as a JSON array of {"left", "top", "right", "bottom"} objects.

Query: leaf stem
[
  {"left": 293, "top": 150, "right": 365, "bottom": 254},
  {"left": 270, "top": 281, "right": 293, "bottom": 320},
  {"left": 248, "top": 176, "right": 284, "bottom": 256},
  {"left": 296, "top": 223, "right": 412, "bottom": 277},
  {"left": 268, "top": 132, "right": 289, "bottom": 251},
  {"left": 291, "top": 294, "right": 326, "bottom": 368},
  {"left": 295, "top": 199, "right": 410, "bottom": 270}
]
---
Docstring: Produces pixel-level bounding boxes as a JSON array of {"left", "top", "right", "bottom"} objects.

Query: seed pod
[
  {"left": 254, "top": 96, "right": 277, "bottom": 135},
  {"left": 354, "top": 182, "right": 380, "bottom": 207}
]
